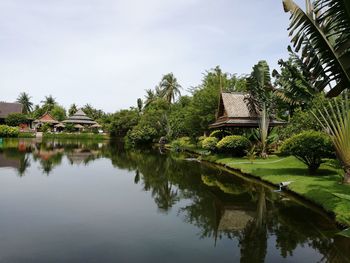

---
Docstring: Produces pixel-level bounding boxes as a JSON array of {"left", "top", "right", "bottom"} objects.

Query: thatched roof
[
  {"left": 74, "top": 124, "right": 84, "bottom": 129},
  {"left": 218, "top": 209, "right": 254, "bottom": 231},
  {"left": 219, "top": 92, "right": 258, "bottom": 118},
  {"left": 0, "top": 102, "right": 23, "bottom": 118},
  {"left": 210, "top": 92, "right": 286, "bottom": 128},
  {"left": 33, "top": 113, "right": 59, "bottom": 124},
  {"left": 54, "top": 123, "right": 65, "bottom": 128},
  {"left": 63, "top": 109, "right": 97, "bottom": 125}
]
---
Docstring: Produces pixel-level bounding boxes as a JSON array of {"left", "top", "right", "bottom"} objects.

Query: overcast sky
[{"left": 1, "top": 0, "right": 304, "bottom": 113}]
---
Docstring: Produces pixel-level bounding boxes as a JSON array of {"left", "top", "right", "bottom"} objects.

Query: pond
[{"left": 0, "top": 138, "right": 349, "bottom": 263}]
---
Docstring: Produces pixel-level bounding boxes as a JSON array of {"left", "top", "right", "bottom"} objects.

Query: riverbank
[
  {"left": 42, "top": 132, "right": 109, "bottom": 140},
  {"left": 178, "top": 148, "right": 350, "bottom": 227}
]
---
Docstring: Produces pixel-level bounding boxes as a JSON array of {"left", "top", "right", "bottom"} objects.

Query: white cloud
[{"left": 1, "top": 0, "right": 296, "bottom": 112}]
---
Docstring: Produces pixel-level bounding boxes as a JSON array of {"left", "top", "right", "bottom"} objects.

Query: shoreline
[{"left": 170, "top": 146, "right": 350, "bottom": 229}]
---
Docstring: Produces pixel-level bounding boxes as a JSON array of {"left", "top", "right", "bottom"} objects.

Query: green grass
[
  {"left": 43, "top": 132, "right": 109, "bottom": 140},
  {"left": 193, "top": 151, "right": 350, "bottom": 226}
]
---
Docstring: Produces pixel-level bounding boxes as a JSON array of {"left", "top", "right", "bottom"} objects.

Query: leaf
[
  {"left": 333, "top": 192, "right": 350, "bottom": 201},
  {"left": 337, "top": 228, "right": 350, "bottom": 238}
]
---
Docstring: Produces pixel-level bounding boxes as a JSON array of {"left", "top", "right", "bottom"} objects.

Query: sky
[{"left": 0, "top": 0, "right": 305, "bottom": 113}]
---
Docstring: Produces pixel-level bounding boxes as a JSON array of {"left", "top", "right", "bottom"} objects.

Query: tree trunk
[{"left": 343, "top": 168, "right": 350, "bottom": 184}]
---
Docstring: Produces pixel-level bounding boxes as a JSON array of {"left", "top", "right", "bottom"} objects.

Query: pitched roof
[
  {"left": 0, "top": 102, "right": 23, "bottom": 118},
  {"left": 33, "top": 113, "right": 59, "bottom": 123},
  {"left": 63, "top": 109, "right": 97, "bottom": 124},
  {"left": 220, "top": 92, "right": 258, "bottom": 118}
]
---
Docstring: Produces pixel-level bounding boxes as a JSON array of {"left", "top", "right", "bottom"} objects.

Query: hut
[
  {"left": 33, "top": 113, "right": 59, "bottom": 131},
  {"left": 0, "top": 102, "right": 33, "bottom": 128},
  {"left": 209, "top": 92, "right": 285, "bottom": 129},
  {"left": 62, "top": 109, "right": 99, "bottom": 130}
]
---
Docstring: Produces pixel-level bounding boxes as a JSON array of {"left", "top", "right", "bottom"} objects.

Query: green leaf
[{"left": 333, "top": 192, "right": 350, "bottom": 201}]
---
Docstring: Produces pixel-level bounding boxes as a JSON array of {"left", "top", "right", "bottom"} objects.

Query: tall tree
[
  {"left": 41, "top": 95, "right": 57, "bottom": 112},
  {"left": 245, "top": 60, "right": 275, "bottom": 113},
  {"left": 283, "top": 0, "right": 350, "bottom": 97},
  {"left": 158, "top": 73, "right": 182, "bottom": 104},
  {"left": 68, "top": 103, "right": 78, "bottom": 116},
  {"left": 16, "top": 92, "right": 33, "bottom": 114}
]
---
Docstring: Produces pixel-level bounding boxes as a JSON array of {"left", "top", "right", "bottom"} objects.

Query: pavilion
[
  {"left": 209, "top": 92, "right": 285, "bottom": 129},
  {"left": 33, "top": 113, "right": 59, "bottom": 131},
  {"left": 62, "top": 109, "right": 100, "bottom": 129}
]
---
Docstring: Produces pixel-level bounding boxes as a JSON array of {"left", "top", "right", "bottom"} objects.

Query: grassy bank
[
  {"left": 183, "top": 148, "right": 350, "bottom": 226},
  {"left": 43, "top": 132, "right": 109, "bottom": 140},
  {"left": 18, "top": 132, "right": 35, "bottom": 138}
]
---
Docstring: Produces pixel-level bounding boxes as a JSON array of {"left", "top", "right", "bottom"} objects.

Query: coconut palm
[
  {"left": 16, "top": 92, "right": 33, "bottom": 113},
  {"left": 41, "top": 95, "right": 57, "bottom": 111},
  {"left": 313, "top": 95, "right": 350, "bottom": 183},
  {"left": 259, "top": 104, "right": 269, "bottom": 158},
  {"left": 144, "top": 89, "right": 157, "bottom": 108},
  {"left": 158, "top": 73, "right": 182, "bottom": 104},
  {"left": 283, "top": 0, "right": 350, "bottom": 97},
  {"left": 68, "top": 103, "right": 78, "bottom": 116}
]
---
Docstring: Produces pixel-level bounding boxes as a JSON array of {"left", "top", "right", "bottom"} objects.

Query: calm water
[{"left": 0, "top": 138, "right": 349, "bottom": 263}]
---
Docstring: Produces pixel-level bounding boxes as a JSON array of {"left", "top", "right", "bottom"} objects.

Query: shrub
[
  {"left": 197, "top": 136, "right": 207, "bottom": 148},
  {"left": 209, "top": 130, "right": 232, "bottom": 139},
  {"left": 216, "top": 135, "right": 251, "bottom": 156},
  {"left": 5, "top": 113, "right": 27, "bottom": 127},
  {"left": 171, "top": 137, "right": 193, "bottom": 152},
  {"left": 202, "top": 137, "right": 218, "bottom": 152},
  {"left": 127, "top": 125, "right": 158, "bottom": 145},
  {"left": 0, "top": 125, "right": 19, "bottom": 137},
  {"left": 280, "top": 131, "right": 333, "bottom": 174}
]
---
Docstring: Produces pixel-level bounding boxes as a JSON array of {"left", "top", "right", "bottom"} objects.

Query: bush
[
  {"left": 5, "top": 113, "right": 27, "bottom": 127},
  {"left": 171, "top": 137, "right": 193, "bottom": 152},
  {"left": 202, "top": 137, "right": 218, "bottom": 152},
  {"left": 197, "top": 136, "right": 207, "bottom": 148},
  {"left": 127, "top": 125, "right": 158, "bottom": 145},
  {"left": 280, "top": 131, "right": 333, "bottom": 174},
  {"left": 209, "top": 130, "right": 232, "bottom": 139},
  {"left": 216, "top": 135, "right": 251, "bottom": 156},
  {"left": 0, "top": 125, "right": 19, "bottom": 137}
]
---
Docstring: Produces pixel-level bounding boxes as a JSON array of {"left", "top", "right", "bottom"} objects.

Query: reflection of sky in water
[{"left": 0, "top": 139, "right": 349, "bottom": 263}]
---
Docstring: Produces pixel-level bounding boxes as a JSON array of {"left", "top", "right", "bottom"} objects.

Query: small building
[
  {"left": 209, "top": 92, "right": 285, "bottom": 129},
  {"left": 33, "top": 113, "right": 59, "bottom": 131},
  {"left": 62, "top": 109, "right": 99, "bottom": 130},
  {"left": 0, "top": 102, "right": 33, "bottom": 129}
]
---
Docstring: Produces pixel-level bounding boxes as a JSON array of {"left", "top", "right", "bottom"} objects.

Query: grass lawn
[
  {"left": 43, "top": 132, "right": 109, "bottom": 140},
  {"left": 197, "top": 153, "right": 350, "bottom": 226}
]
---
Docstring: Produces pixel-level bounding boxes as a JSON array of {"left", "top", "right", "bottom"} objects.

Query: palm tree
[
  {"left": 41, "top": 95, "right": 57, "bottom": 111},
  {"left": 68, "top": 103, "right": 78, "bottom": 116},
  {"left": 272, "top": 47, "right": 318, "bottom": 110},
  {"left": 245, "top": 60, "right": 275, "bottom": 114},
  {"left": 158, "top": 73, "right": 182, "bottom": 104},
  {"left": 16, "top": 92, "right": 33, "bottom": 113},
  {"left": 313, "top": 95, "right": 350, "bottom": 183},
  {"left": 283, "top": 0, "right": 350, "bottom": 97},
  {"left": 144, "top": 89, "right": 157, "bottom": 108}
]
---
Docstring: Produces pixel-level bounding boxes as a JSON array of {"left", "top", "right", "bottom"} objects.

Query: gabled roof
[
  {"left": 33, "top": 113, "right": 59, "bottom": 124},
  {"left": 218, "top": 92, "right": 258, "bottom": 118},
  {"left": 0, "top": 102, "right": 23, "bottom": 118},
  {"left": 210, "top": 92, "right": 286, "bottom": 129}
]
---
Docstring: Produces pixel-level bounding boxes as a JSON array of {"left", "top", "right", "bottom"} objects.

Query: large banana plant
[
  {"left": 313, "top": 95, "right": 350, "bottom": 183},
  {"left": 283, "top": 0, "right": 350, "bottom": 97}
]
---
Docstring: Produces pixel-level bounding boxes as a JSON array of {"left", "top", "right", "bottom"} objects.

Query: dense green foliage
[
  {"left": 5, "top": 113, "right": 28, "bottom": 127},
  {"left": 43, "top": 133, "right": 108, "bottom": 140},
  {"left": 209, "top": 130, "right": 232, "bottom": 139},
  {"left": 201, "top": 137, "right": 218, "bottom": 152},
  {"left": 280, "top": 131, "right": 333, "bottom": 173},
  {"left": 216, "top": 135, "right": 251, "bottom": 156},
  {"left": 107, "top": 109, "right": 140, "bottom": 137},
  {"left": 0, "top": 125, "right": 19, "bottom": 137},
  {"left": 170, "top": 137, "right": 194, "bottom": 152}
]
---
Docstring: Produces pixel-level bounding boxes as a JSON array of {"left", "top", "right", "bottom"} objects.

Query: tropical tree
[
  {"left": 144, "top": 89, "right": 158, "bottom": 108},
  {"left": 245, "top": 60, "right": 275, "bottom": 113},
  {"left": 41, "top": 95, "right": 57, "bottom": 111},
  {"left": 259, "top": 104, "right": 269, "bottom": 158},
  {"left": 137, "top": 98, "right": 143, "bottom": 113},
  {"left": 272, "top": 48, "right": 318, "bottom": 112},
  {"left": 16, "top": 92, "right": 33, "bottom": 113},
  {"left": 283, "top": 0, "right": 350, "bottom": 97},
  {"left": 313, "top": 95, "right": 350, "bottom": 183},
  {"left": 68, "top": 103, "right": 78, "bottom": 116},
  {"left": 158, "top": 73, "right": 182, "bottom": 104}
]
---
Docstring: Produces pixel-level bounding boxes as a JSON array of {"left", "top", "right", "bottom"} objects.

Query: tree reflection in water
[{"left": 0, "top": 138, "right": 350, "bottom": 262}]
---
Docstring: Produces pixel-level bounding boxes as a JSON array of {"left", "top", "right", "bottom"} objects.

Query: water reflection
[{"left": 0, "top": 138, "right": 349, "bottom": 262}]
